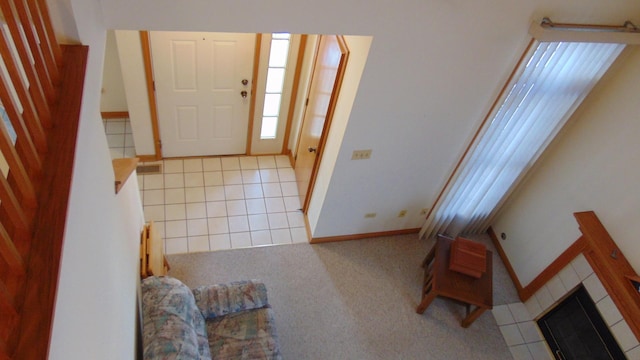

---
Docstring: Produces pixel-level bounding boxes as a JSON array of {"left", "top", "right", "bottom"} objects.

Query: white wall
[
  {"left": 492, "top": 46, "right": 640, "bottom": 285},
  {"left": 100, "top": 30, "right": 128, "bottom": 112},
  {"left": 115, "top": 30, "right": 156, "bottom": 156},
  {"left": 98, "top": 0, "right": 640, "bottom": 239},
  {"left": 47, "top": 0, "right": 145, "bottom": 359}
]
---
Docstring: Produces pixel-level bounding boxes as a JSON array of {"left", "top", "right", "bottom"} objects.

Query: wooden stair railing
[{"left": 0, "top": 1, "right": 88, "bottom": 359}]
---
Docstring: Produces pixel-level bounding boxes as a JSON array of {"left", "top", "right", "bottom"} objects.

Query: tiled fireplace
[{"left": 492, "top": 253, "right": 640, "bottom": 360}]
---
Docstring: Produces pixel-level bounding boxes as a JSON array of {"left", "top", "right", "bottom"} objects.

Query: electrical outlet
[
  {"left": 351, "top": 149, "right": 372, "bottom": 160},
  {"left": 364, "top": 212, "right": 377, "bottom": 218},
  {"left": 420, "top": 208, "right": 429, "bottom": 215},
  {"left": 398, "top": 210, "right": 407, "bottom": 217}
]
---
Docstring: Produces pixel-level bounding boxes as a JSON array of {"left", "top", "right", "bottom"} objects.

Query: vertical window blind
[{"left": 420, "top": 40, "right": 625, "bottom": 239}]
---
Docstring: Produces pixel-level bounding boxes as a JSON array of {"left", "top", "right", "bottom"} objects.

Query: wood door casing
[{"left": 295, "top": 35, "right": 349, "bottom": 211}]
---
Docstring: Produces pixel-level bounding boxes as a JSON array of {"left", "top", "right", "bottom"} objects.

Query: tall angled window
[
  {"left": 260, "top": 33, "right": 291, "bottom": 139},
  {"left": 420, "top": 19, "right": 636, "bottom": 239}
]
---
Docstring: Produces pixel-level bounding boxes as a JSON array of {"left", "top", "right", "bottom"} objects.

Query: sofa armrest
[{"left": 192, "top": 280, "right": 269, "bottom": 319}]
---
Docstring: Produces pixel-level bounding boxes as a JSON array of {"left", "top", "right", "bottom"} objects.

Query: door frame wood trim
[
  {"left": 301, "top": 35, "right": 349, "bottom": 213},
  {"left": 246, "top": 34, "right": 261, "bottom": 155},
  {"left": 140, "top": 31, "right": 162, "bottom": 160},
  {"left": 281, "top": 34, "right": 308, "bottom": 155}
]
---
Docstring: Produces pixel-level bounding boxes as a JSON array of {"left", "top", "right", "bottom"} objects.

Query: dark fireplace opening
[{"left": 537, "top": 285, "right": 625, "bottom": 360}]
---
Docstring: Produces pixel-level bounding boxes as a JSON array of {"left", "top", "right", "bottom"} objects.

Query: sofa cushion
[
  {"left": 206, "top": 307, "right": 282, "bottom": 360},
  {"left": 141, "top": 276, "right": 211, "bottom": 359},
  {"left": 192, "top": 280, "right": 269, "bottom": 319}
]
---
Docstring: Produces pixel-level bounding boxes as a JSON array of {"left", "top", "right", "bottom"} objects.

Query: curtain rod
[
  {"left": 540, "top": 18, "right": 639, "bottom": 33},
  {"left": 530, "top": 18, "right": 640, "bottom": 44}
]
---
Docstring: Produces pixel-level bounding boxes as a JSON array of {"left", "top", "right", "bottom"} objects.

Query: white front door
[{"left": 150, "top": 32, "right": 255, "bottom": 157}]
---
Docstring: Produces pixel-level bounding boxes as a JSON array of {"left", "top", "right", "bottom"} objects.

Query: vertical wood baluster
[
  {"left": 25, "top": 0, "right": 59, "bottom": 84},
  {"left": 0, "top": 1, "right": 51, "bottom": 128},
  {"left": 0, "top": 28, "right": 47, "bottom": 155},
  {"left": 4, "top": 0, "right": 55, "bottom": 104},
  {"left": 37, "top": 0, "right": 62, "bottom": 65}
]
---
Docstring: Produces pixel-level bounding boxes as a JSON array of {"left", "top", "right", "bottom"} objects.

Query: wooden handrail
[{"left": 0, "top": 1, "right": 85, "bottom": 358}]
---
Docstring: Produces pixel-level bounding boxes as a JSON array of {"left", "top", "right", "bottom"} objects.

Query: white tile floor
[
  {"left": 138, "top": 156, "right": 309, "bottom": 254},
  {"left": 103, "top": 117, "right": 136, "bottom": 159}
]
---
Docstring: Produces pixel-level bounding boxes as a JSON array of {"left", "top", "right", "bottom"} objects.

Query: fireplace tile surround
[{"left": 493, "top": 253, "right": 640, "bottom": 359}]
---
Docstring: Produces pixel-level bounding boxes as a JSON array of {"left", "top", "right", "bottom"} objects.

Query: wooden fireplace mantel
[
  {"left": 574, "top": 211, "right": 640, "bottom": 342},
  {"left": 489, "top": 211, "right": 640, "bottom": 342}
]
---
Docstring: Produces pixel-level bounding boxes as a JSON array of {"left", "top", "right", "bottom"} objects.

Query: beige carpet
[{"left": 167, "top": 233, "right": 518, "bottom": 359}]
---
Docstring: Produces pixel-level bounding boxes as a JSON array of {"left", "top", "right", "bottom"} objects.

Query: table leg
[
  {"left": 461, "top": 305, "right": 488, "bottom": 328},
  {"left": 416, "top": 291, "right": 437, "bottom": 314}
]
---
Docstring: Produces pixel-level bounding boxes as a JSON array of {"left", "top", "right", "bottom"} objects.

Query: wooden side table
[{"left": 416, "top": 236, "right": 493, "bottom": 327}]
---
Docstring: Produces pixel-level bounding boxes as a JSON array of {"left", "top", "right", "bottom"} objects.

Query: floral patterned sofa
[{"left": 141, "top": 276, "right": 282, "bottom": 359}]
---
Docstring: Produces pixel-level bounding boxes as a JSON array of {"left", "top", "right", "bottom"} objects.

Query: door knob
[
  {"left": 307, "top": 146, "right": 317, "bottom": 153},
  {"left": 241, "top": 90, "right": 248, "bottom": 98},
  {"left": 241, "top": 79, "right": 249, "bottom": 86}
]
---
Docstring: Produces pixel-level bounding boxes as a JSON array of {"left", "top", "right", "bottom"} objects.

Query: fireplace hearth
[{"left": 537, "top": 285, "right": 625, "bottom": 359}]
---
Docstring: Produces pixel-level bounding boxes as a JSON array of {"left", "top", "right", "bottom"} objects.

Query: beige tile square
[
  {"left": 144, "top": 174, "right": 164, "bottom": 190},
  {"left": 262, "top": 183, "right": 282, "bottom": 198},
  {"left": 205, "top": 186, "right": 226, "bottom": 201},
  {"left": 280, "top": 182, "right": 298, "bottom": 196},
  {"left": 526, "top": 342, "right": 552, "bottom": 360},
  {"left": 492, "top": 304, "right": 515, "bottom": 326},
  {"left": 275, "top": 155, "right": 291, "bottom": 168},
  {"left": 188, "top": 236, "right": 210, "bottom": 252},
  {"left": 287, "top": 211, "right": 305, "bottom": 227},
  {"left": 206, "top": 201, "right": 227, "bottom": 217},
  {"left": 230, "top": 232, "right": 252, "bottom": 248},
  {"left": 251, "top": 230, "right": 272, "bottom": 246},
  {"left": 165, "top": 204, "right": 186, "bottom": 221},
  {"left": 124, "top": 134, "right": 135, "bottom": 147},
  {"left": 165, "top": 188, "right": 185, "bottom": 204},
  {"left": 277, "top": 168, "right": 296, "bottom": 182},
  {"left": 165, "top": 237, "right": 188, "bottom": 255},
  {"left": 144, "top": 205, "right": 165, "bottom": 222},
  {"left": 508, "top": 344, "right": 533, "bottom": 360},
  {"left": 164, "top": 173, "right": 185, "bottom": 188},
  {"left": 596, "top": 296, "right": 623, "bottom": 326},
  {"left": 517, "top": 321, "right": 542, "bottom": 343},
  {"left": 246, "top": 199, "right": 266, "bottom": 214},
  {"left": 105, "top": 121, "right": 126, "bottom": 134},
  {"left": 186, "top": 203, "right": 207, "bottom": 219},
  {"left": 224, "top": 185, "right": 244, "bottom": 200},
  {"left": 184, "top": 158, "right": 203, "bottom": 172},
  {"left": 271, "top": 229, "right": 292, "bottom": 245},
  {"left": 137, "top": 174, "right": 144, "bottom": 190},
  {"left": 499, "top": 324, "right": 525, "bottom": 346},
  {"left": 143, "top": 189, "right": 164, "bottom": 206},
  {"left": 241, "top": 169, "right": 261, "bottom": 184},
  {"left": 203, "top": 158, "right": 222, "bottom": 171},
  {"left": 152, "top": 221, "right": 166, "bottom": 238},
  {"left": 571, "top": 253, "right": 593, "bottom": 281},
  {"left": 265, "top": 197, "right": 285, "bottom": 213},
  {"left": 290, "top": 227, "right": 308, "bottom": 243},
  {"left": 226, "top": 200, "right": 247, "bottom": 216},
  {"left": 107, "top": 134, "right": 125, "bottom": 147},
  {"left": 124, "top": 147, "right": 136, "bottom": 157},
  {"left": 248, "top": 214, "right": 269, "bottom": 231},
  {"left": 204, "top": 171, "right": 223, "bottom": 186},
  {"left": 244, "top": 184, "right": 264, "bottom": 199},
  {"left": 208, "top": 217, "right": 229, "bottom": 234},
  {"left": 611, "top": 320, "right": 639, "bottom": 351},
  {"left": 164, "top": 159, "right": 184, "bottom": 173},
  {"left": 508, "top": 302, "right": 532, "bottom": 322},
  {"left": 221, "top": 157, "right": 240, "bottom": 170},
  {"left": 185, "top": 187, "right": 206, "bottom": 203},
  {"left": 558, "top": 264, "right": 580, "bottom": 291},
  {"left": 583, "top": 273, "right": 608, "bottom": 302},
  {"left": 165, "top": 220, "right": 187, "bottom": 238},
  {"left": 268, "top": 213, "right": 289, "bottom": 229},
  {"left": 184, "top": 173, "right": 204, "bottom": 187},
  {"left": 187, "top": 218, "right": 208, "bottom": 236},
  {"left": 228, "top": 215, "right": 250, "bottom": 233},
  {"left": 239, "top": 156, "right": 259, "bottom": 170},
  {"left": 258, "top": 156, "right": 276, "bottom": 169},
  {"left": 284, "top": 196, "right": 301, "bottom": 212},
  {"left": 223, "top": 170, "right": 243, "bottom": 185},
  {"left": 209, "top": 234, "right": 231, "bottom": 250},
  {"left": 259, "top": 169, "right": 279, "bottom": 183}
]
